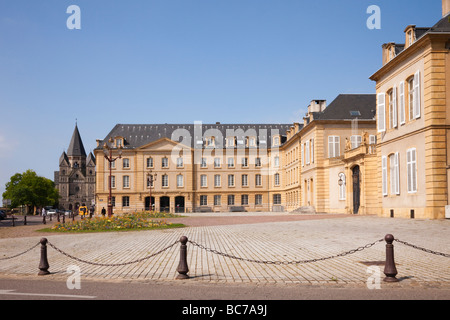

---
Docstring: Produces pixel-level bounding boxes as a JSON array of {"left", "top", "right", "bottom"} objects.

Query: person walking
[{"left": 101, "top": 207, "right": 106, "bottom": 217}]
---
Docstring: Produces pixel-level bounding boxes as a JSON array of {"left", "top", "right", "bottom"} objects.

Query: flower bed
[{"left": 49, "top": 212, "right": 184, "bottom": 233}]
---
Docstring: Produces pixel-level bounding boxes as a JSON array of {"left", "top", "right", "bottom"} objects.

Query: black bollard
[
  {"left": 43, "top": 215, "right": 46, "bottom": 225},
  {"left": 383, "top": 234, "right": 399, "bottom": 282},
  {"left": 176, "top": 236, "right": 189, "bottom": 280},
  {"left": 57, "top": 213, "right": 60, "bottom": 223},
  {"left": 12, "top": 214, "right": 15, "bottom": 227},
  {"left": 24, "top": 215, "right": 27, "bottom": 225},
  {"left": 38, "top": 238, "right": 50, "bottom": 276}
]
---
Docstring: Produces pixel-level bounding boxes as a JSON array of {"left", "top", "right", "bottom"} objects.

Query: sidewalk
[{"left": 0, "top": 213, "right": 449, "bottom": 288}]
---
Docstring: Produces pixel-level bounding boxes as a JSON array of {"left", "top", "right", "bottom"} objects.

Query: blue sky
[{"left": 0, "top": 0, "right": 442, "bottom": 201}]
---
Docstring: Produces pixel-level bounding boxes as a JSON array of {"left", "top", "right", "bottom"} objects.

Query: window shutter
[
  {"left": 399, "top": 81, "right": 405, "bottom": 125},
  {"left": 335, "top": 136, "right": 340, "bottom": 157},
  {"left": 414, "top": 71, "right": 421, "bottom": 119},
  {"left": 382, "top": 156, "right": 388, "bottom": 196},
  {"left": 301, "top": 143, "right": 304, "bottom": 166},
  {"left": 392, "top": 85, "right": 398, "bottom": 128},
  {"left": 378, "top": 93, "right": 386, "bottom": 132},
  {"left": 395, "top": 152, "right": 400, "bottom": 195},
  {"left": 311, "top": 139, "right": 314, "bottom": 163}
]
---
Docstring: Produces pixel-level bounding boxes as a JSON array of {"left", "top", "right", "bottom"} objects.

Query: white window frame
[
  {"left": 177, "top": 174, "right": 184, "bottom": 187},
  {"left": 351, "top": 135, "right": 362, "bottom": 149},
  {"left": 390, "top": 153, "right": 400, "bottom": 195},
  {"left": 161, "top": 157, "right": 169, "bottom": 168},
  {"left": 228, "top": 174, "right": 235, "bottom": 187},
  {"left": 399, "top": 81, "right": 405, "bottom": 125},
  {"left": 123, "top": 158, "right": 130, "bottom": 168},
  {"left": 255, "top": 194, "right": 263, "bottom": 205},
  {"left": 378, "top": 93, "right": 386, "bottom": 132},
  {"left": 255, "top": 174, "right": 262, "bottom": 186},
  {"left": 123, "top": 175, "right": 130, "bottom": 189},
  {"left": 214, "top": 195, "right": 221, "bottom": 206},
  {"left": 162, "top": 174, "right": 169, "bottom": 187},
  {"left": 305, "top": 141, "right": 310, "bottom": 165},
  {"left": 214, "top": 157, "right": 221, "bottom": 168},
  {"left": 328, "top": 136, "right": 340, "bottom": 158},
  {"left": 214, "top": 174, "right": 221, "bottom": 187},
  {"left": 200, "top": 175, "right": 207, "bottom": 187},
  {"left": 241, "top": 174, "right": 248, "bottom": 187},
  {"left": 382, "top": 156, "right": 388, "bottom": 196},
  {"left": 200, "top": 195, "right": 208, "bottom": 206},
  {"left": 413, "top": 70, "right": 421, "bottom": 119},
  {"left": 407, "top": 148, "right": 417, "bottom": 193},
  {"left": 274, "top": 173, "right": 280, "bottom": 186}
]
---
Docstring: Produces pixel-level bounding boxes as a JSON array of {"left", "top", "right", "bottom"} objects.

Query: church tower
[{"left": 54, "top": 124, "right": 96, "bottom": 212}]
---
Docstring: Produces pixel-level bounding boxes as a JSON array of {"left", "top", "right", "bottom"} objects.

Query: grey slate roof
[
  {"left": 315, "top": 94, "right": 376, "bottom": 121},
  {"left": 67, "top": 125, "right": 87, "bottom": 157},
  {"left": 97, "top": 123, "right": 295, "bottom": 149}
]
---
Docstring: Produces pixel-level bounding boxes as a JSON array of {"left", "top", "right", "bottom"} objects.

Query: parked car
[
  {"left": 47, "top": 208, "right": 58, "bottom": 216},
  {"left": 64, "top": 210, "right": 74, "bottom": 216},
  {"left": 0, "top": 210, "right": 6, "bottom": 220}
]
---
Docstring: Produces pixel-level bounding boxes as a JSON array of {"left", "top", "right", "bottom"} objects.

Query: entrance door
[
  {"left": 160, "top": 196, "right": 170, "bottom": 213},
  {"left": 145, "top": 197, "right": 155, "bottom": 211},
  {"left": 352, "top": 166, "right": 360, "bottom": 214},
  {"left": 175, "top": 196, "right": 185, "bottom": 213}
]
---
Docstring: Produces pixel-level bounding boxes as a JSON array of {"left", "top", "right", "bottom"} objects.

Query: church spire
[{"left": 67, "top": 123, "right": 87, "bottom": 157}]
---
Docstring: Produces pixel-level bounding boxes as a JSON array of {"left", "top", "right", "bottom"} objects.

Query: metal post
[
  {"left": 12, "top": 214, "right": 15, "bottom": 227},
  {"left": 176, "top": 236, "right": 189, "bottom": 280},
  {"left": 23, "top": 215, "right": 27, "bottom": 225},
  {"left": 43, "top": 215, "right": 46, "bottom": 225},
  {"left": 38, "top": 238, "right": 50, "bottom": 276},
  {"left": 383, "top": 234, "right": 399, "bottom": 282}
]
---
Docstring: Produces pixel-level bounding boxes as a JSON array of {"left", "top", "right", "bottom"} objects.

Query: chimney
[{"left": 443, "top": 0, "right": 450, "bottom": 17}]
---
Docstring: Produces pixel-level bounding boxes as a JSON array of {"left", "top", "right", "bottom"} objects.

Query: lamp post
[
  {"left": 147, "top": 171, "right": 157, "bottom": 211},
  {"left": 103, "top": 138, "right": 123, "bottom": 217}
]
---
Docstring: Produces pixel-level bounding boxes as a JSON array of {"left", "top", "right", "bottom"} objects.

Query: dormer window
[
  {"left": 273, "top": 136, "right": 280, "bottom": 147},
  {"left": 115, "top": 138, "right": 123, "bottom": 148}
]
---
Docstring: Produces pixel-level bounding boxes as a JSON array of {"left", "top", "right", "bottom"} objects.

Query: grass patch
[{"left": 39, "top": 212, "right": 185, "bottom": 233}]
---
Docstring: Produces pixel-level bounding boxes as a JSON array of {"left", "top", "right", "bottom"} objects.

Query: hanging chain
[
  {"left": 188, "top": 238, "right": 385, "bottom": 265},
  {"left": 0, "top": 242, "right": 40, "bottom": 261},
  {"left": 394, "top": 239, "right": 450, "bottom": 258},
  {"left": 47, "top": 240, "right": 180, "bottom": 267}
]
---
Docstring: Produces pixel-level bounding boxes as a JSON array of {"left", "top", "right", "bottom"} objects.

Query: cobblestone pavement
[{"left": 0, "top": 213, "right": 449, "bottom": 288}]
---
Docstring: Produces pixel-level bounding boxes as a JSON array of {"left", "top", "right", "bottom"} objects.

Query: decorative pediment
[{"left": 137, "top": 137, "right": 192, "bottom": 152}]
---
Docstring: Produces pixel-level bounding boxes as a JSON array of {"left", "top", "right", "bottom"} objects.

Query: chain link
[
  {"left": 394, "top": 239, "right": 450, "bottom": 258},
  {"left": 188, "top": 238, "right": 385, "bottom": 265},
  {"left": 0, "top": 242, "right": 40, "bottom": 261},
  {"left": 47, "top": 240, "right": 180, "bottom": 267}
]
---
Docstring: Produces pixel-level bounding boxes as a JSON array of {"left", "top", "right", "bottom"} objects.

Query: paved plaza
[{"left": 0, "top": 213, "right": 449, "bottom": 288}]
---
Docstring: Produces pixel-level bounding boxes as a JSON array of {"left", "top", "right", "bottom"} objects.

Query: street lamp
[
  {"left": 103, "top": 138, "right": 123, "bottom": 217},
  {"left": 147, "top": 171, "right": 157, "bottom": 211}
]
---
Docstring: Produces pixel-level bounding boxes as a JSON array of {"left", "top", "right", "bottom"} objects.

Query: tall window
[
  {"left": 407, "top": 148, "right": 417, "bottom": 193},
  {"left": 214, "top": 195, "right": 221, "bottom": 206},
  {"left": 123, "top": 158, "right": 130, "bottom": 168},
  {"left": 227, "top": 157, "right": 234, "bottom": 168},
  {"left": 241, "top": 157, "right": 248, "bottom": 167},
  {"left": 328, "top": 136, "right": 340, "bottom": 158},
  {"left": 255, "top": 157, "right": 262, "bottom": 167},
  {"left": 214, "top": 174, "right": 221, "bottom": 187},
  {"left": 351, "top": 135, "right": 362, "bottom": 149},
  {"left": 200, "top": 195, "right": 208, "bottom": 206},
  {"left": 255, "top": 174, "right": 262, "bottom": 186},
  {"left": 305, "top": 141, "right": 310, "bottom": 164},
  {"left": 110, "top": 176, "right": 116, "bottom": 188},
  {"left": 408, "top": 77, "right": 414, "bottom": 121},
  {"left": 146, "top": 157, "right": 153, "bottom": 168},
  {"left": 274, "top": 173, "right": 280, "bottom": 186},
  {"left": 122, "top": 196, "right": 130, "bottom": 207},
  {"left": 274, "top": 156, "right": 280, "bottom": 168},
  {"left": 162, "top": 157, "right": 169, "bottom": 168},
  {"left": 255, "top": 194, "right": 263, "bottom": 205},
  {"left": 228, "top": 174, "right": 235, "bottom": 187},
  {"left": 241, "top": 195, "right": 249, "bottom": 206},
  {"left": 227, "top": 195, "right": 235, "bottom": 205},
  {"left": 273, "top": 194, "right": 281, "bottom": 205},
  {"left": 214, "top": 157, "right": 221, "bottom": 168},
  {"left": 123, "top": 176, "right": 130, "bottom": 188},
  {"left": 390, "top": 153, "right": 400, "bottom": 195},
  {"left": 378, "top": 93, "right": 386, "bottom": 132},
  {"left": 382, "top": 156, "right": 388, "bottom": 196},
  {"left": 177, "top": 157, "right": 183, "bottom": 168},
  {"left": 177, "top": 174, "right": 184, "bottom": 187},
  {"left": 201, "top": 158, "right": 207, "bottom": 168},
  {"left": 200, "top": 175, "right": 207, "bottom": 187},
  {"left": 388, "top": 87, "right": 397, "bottom": 129},
  {"left": 241, "top": 174, "right": 248, "bottom": 187},
  {"left": 162, "top": 174, "right": 169, "bottom": 187}
]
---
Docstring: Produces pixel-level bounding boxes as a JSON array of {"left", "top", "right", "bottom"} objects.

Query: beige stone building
[
  {"left": 94, "top": 123, "right": 291, "bottom": 214},
  {"left": 369, "top": 0, "right": 450, "bottom": 219}
]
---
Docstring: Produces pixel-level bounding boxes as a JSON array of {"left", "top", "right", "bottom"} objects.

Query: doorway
[
  {"left": 160, "top": 196, "right": 170, "bottom": 213},
  {"left": 145, "top": 197, "right": 155, "bottom": 211},
  {"left": 175, "top": 196, "right": 185, "bottom": 213},
  {"left": 352, "top": 166, "right": 360, "bottom": 214}
]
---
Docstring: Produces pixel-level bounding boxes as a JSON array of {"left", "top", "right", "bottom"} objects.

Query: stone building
[
  {"left": 54, "top": 124, "right": 96, "bottom": 211},
  {"left": 369, "top": 0, "right": 450, "bottom": 219}
]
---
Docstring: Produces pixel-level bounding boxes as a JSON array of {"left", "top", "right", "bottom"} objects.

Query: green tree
[{"left": 2, "top": 170, "right": 59, "bottom": 213}]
